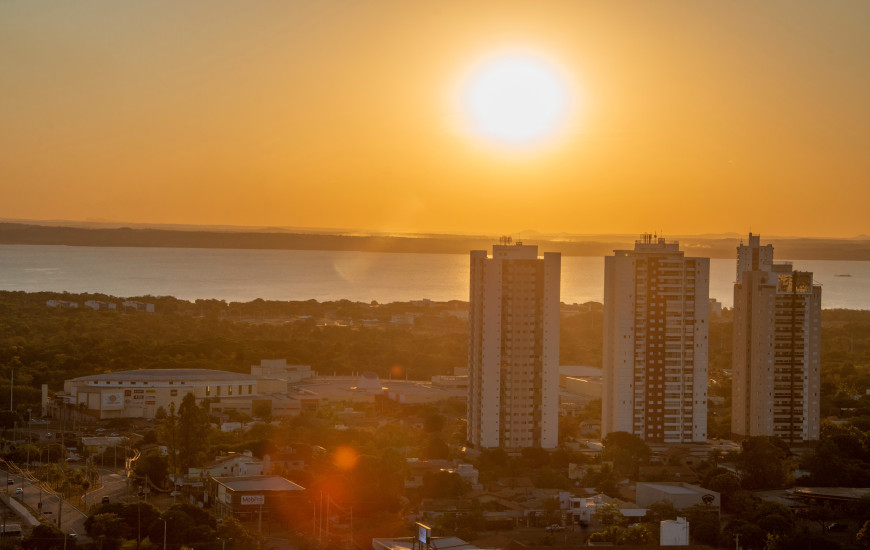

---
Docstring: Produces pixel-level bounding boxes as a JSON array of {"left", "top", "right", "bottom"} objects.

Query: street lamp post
[{"left": 137, "top": 487, "right": 145, "bottom": 550}]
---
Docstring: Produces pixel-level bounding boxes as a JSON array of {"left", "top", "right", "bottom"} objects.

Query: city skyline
[{"left": 3, "top": 2, "right": 870, "bottom": 237}]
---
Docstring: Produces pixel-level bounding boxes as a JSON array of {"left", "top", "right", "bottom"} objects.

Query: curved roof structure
[
  {"left": 71, "top": 369, "right": 256, "bottom": 383},
  {"left": 357, "top": 371, "right": 382, "bottom": 390}
]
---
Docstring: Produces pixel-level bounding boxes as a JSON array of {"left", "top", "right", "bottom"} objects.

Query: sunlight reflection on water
[{"left": 0, "top": 245, "right": 867, "bottom": 308}]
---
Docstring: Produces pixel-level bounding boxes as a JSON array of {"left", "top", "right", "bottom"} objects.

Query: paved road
[
  {"left": 83, "top": 468, "right": 130, "bottom": 509},
  {"left": 5, "top": 471, "right": 88, "bottom": 538}
]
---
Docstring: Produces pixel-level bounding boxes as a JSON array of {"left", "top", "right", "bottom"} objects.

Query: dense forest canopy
[{"left": 2, "top": 291, "right": 870, "bottom": 424}]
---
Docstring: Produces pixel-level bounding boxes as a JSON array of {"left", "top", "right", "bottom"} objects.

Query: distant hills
[{"left": 2, "top": 222, "right": 870, "bottom": 261}]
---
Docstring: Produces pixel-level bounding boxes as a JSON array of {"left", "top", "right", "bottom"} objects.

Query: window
[{"left": 170, "top": 389, "right": 178, "bottom": 397}]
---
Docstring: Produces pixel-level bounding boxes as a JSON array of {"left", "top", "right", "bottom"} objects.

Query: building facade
[
  {"left": 467, "top": 241, "right": 560, "bottom": 449},
  {"left": 732, "top": 233, "right": 821, "bottom": 442},
  {"left": 602, "top": 235, "right": 709, "bottom": 444}
]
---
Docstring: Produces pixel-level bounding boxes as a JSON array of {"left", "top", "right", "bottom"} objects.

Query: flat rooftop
[
  {"left": 214, "top": 476, "right": 304, "bottom": 492},
  {"left": 640, "top": 483, "right": 700, "bottom": 495}
]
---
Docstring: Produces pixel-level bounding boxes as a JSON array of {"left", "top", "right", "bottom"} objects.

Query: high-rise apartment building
[
  {"left": 732, "top": 233, "right": 821, "bottom": 442},
  {"left": 602, "top": 235, "right": 709, "bottom": 444},
  {"left": 467, "top": 240, "right": 560, "bottom": 449}
]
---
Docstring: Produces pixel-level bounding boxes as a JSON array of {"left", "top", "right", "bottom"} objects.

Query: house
[
  {"left": 122, "top": 301, "right": 155, "bottom": 312},
  {"left": 46, "top": 300, "right": 78, "bottom": 309},
  {"left": 81, "top": 436, "right": 125, "bottom": 455},
  {"left": 635, "top": 482, "right": 720, "bottom": 511},
  {"left": 84, "top": 300, "right": 116, "bottom": 311},
  {"left": 190, "top": 452, "right": 265, "bottom": 479},
  {"left": 208, "top": 475, "right": 305, "bottom": 523}
]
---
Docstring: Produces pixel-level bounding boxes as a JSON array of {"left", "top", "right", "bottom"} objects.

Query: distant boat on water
[{"left": 835, "top": 274, "right": 852, "bottom": 277}]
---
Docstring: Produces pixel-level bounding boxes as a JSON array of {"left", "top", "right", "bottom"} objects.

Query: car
[
  {"left": 827, "top": 522, "right": 848, "bottom": 532},
  {"left": 102, "top": 496, "right": 110, "bottom": 504},
  {"left": 15, "top": 488, "right": 22, "bottom": 495},
  {"left": 7, "top": 479, "right": 13, "bottom": 485},
  {"left": 546, "top": 524, "right": 565, "bottom": 532}
]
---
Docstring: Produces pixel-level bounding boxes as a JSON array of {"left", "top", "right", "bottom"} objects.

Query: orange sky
[{"left": 2, "top": 2, "right": 869, "bottom": 237}]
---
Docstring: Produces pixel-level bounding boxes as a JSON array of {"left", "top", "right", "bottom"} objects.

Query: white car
[{"left": 15, "top": 488, "right": 23, "bottom": 495}]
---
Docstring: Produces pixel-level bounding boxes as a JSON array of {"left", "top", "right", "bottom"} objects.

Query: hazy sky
[{"left": 2, "top": 2, "right": 869, "bottom": 237}]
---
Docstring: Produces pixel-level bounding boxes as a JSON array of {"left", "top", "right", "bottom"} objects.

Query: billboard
[
  {"left": 241, "top": 495, "right": 265, "bottom": 505},
  {"left": 417, "top": 523, "right": 431, "bottom": 545},
  {"left": 102, "top": 392, "right": 124, "bottom": 410}
]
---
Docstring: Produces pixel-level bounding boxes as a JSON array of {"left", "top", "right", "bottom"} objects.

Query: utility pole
[{"left": 137, "top": 487, "right": 144, "bottom": 550}]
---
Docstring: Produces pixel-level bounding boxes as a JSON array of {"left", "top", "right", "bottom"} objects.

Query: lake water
[{"left": 1, "top": 244, "right": 869, "bottom": 308}]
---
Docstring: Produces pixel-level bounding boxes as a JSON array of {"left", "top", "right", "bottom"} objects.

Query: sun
[{"left": 461, "top": 52, "right": 571, "bottom": 147}]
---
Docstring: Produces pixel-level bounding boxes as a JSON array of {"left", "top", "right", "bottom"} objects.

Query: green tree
[
  {"left": 724, "top": 519, "right": 767, "bottom": 550},
  {"left": 619, "top": 523, "right": 653, "bottom": 545},
  {"left": 420, "top": 470, "right": 466, "bottom": 499},
  {"left": 159, "top": 402, "right": 180, "bottom": 474},
  {"left": 251, "top": 401, "right": 273, "bottom": 423},
  {"left": 644, "top": 499, "right": 677, "bottom": 523},
  {"left": 753, "top": 501, "right": 794, "bottom": 537},
  {"left": 558, "top": 415, "right": 581, "bottom": 443},
  {"left": 146, "top": 510, "right": 193, "bottom": 549},
  {"left": 737, "top": 436, "right": 792, "bottom": 490},
  {"left": 216, "top": 517, "right": 257, "bottom": 550},
  {"left": 519, "top": 447, "right": 551, "bottom": 469},
  {"left": 423, "top": 413, "right": 445, "bottom": 433},
  {"left": 602, "top": 431, "right": 650, "bottom": 479},
  {"left": 85, "top": 502, "right": 161, "bottom": 543},
  {"left": 592, "top": 503, "right": 623, "bottom": 526},
  {"left": 134, "top": 452, "right": 168, "bottom": 486},
  {"left": 23, "top": 524, "right": 66, "bottom": 550},
  {"left": 799, "top": 504, "right": 835, "bottom": 534},
  {"left": 587, "top": 525, "right": 623, "bottom": 544},
  {"left": 85, "top": 513, "right": 127, "bottom": 550},
  {"left": 422, "top": 437, "right": 449, "bottom": 460},
  {"left": 177, "top": 393, "right": 210, "bottom": 470},
  {"left": 705, "top": 471, "right": 743, "bottom": 513},
  {"left": 682, "top": 504, "right": 720, "bottom": 546},
  {"left": 857, "top": 519, "right": 870, "bottom": 548},
  {"left": 765, "top": 532, "right": 841, "bottom": 550}
]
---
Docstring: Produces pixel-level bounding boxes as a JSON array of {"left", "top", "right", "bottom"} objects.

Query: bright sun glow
[{"left": 462, "top": 53, "right": 570, "bottom": 146}]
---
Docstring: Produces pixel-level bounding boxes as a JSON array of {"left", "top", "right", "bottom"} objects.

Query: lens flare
[{"left": 333, "top": 446, "right": 359, "bottom": 471}]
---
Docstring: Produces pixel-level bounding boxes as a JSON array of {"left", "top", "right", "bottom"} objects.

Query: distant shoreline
[{"left": 3, "top": 222, "right": 870, "bottom": 261}]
